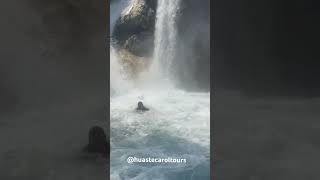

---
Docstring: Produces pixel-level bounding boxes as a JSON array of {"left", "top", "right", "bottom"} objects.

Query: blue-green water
[{"left": 110, "top": 89, "right": 210, "bottom": 180}]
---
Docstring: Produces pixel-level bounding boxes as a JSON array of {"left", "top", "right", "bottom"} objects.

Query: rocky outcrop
[
  {"left": 117, "top": 48, "right": 151, "bottom": 78},
  {"left": 112, "top": 0, "right": 156, "bottom": 57},
  {"left": 123, "top": 31, "right": 154, "bottom": 57},
  {"left": 83, "top": 126, "right": 109, "bottom": 158},
  {"left": 112, "top": 0, "right": 211, "bottom": 91}
]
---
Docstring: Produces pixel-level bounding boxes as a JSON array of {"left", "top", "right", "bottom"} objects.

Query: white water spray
[
  {"left": 148, "top": 0, "right": 181, "bottom": 85},
  {"left": 110, "top": 0, "right": 132, "bottom": 95},
  {"left": 110, "top": 0, "right": 210, "bottom": 179}
]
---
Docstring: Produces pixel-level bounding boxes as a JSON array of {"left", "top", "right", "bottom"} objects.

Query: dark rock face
[
  {"left": 124, "top": 31, "right": 154, "bottom": 56},
  {"left": 112, "top": 0, "right": 156, "bottom": 57},
  {"left": 112, "top": 0, "right": 210, "bottom": 90},
  {"left": 84, "top": 126, "right": 109, "bottom": 158}
]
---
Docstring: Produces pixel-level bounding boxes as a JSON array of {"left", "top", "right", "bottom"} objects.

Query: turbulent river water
[{"left": 110, "top": 0, "right": 210, "bottom": 179}]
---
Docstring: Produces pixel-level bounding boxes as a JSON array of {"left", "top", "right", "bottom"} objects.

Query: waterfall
[
  {"left": 110, "top": 1, "right": 210, "bottom": 179},
  {"left": 110, "top": 0, "right": 181, "bottom": 91},
  {"left": 149, "top": 0, "right": 181, "bottom": 85}
]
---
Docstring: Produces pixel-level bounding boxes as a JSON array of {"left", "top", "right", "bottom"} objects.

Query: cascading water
[
  {"left": 148, "top": 0, "right": 180, "bottom": 84},
  {"left": 110, "top": 0, "right": 210, "bottom": 179}
]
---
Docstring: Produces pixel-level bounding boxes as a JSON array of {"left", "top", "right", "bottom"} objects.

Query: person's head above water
[
  {"left": 138, "top": 101, "right": 144, "bottom": 109},
  {"left": 136, "top": 101, "right": 149, "bottom": 111}
]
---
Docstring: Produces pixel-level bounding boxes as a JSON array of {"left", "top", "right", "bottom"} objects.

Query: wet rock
[
  {"left": 112, "top": 0, "right": 156, "bottom": 56},
  {"left": 124, "top": 31, "right": 154, "bottom": 57},
  {"left": 117, "top": 48, "right": 150, "bottom": 77}
]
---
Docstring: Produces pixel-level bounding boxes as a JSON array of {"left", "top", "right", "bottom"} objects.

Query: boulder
[
  {"left": 112, "top": 0, "right": 156, "bottom": 56},
  {"left": 117, "top": 48, "right": 150, "bottom": 78},
  {"left": 124, "top": 31, "right": 154, "bottom": 56}
]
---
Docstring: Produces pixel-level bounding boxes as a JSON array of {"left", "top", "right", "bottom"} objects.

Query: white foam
[
  {"left": 110, "top": 0, "right": 210, "bottom": 179},
  {"left": 110, "top": 89, "right": 210, "bottom": 179}
]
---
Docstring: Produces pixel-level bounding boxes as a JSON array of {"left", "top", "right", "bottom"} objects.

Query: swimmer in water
[{"left": 136, "top": 101, "right": 149, "bottom": 111}]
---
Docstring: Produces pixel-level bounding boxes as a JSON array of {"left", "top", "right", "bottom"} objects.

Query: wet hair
[{"left": 138, "top": 101, "right": 143, "bottom": 108}]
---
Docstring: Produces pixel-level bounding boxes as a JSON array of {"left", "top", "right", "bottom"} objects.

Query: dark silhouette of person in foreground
[
  {"left": 136, "top": 101, "right": 149, "bottom": 111},
  {"left": 83, "top": 126, "right": 109, "bottom": 158}
]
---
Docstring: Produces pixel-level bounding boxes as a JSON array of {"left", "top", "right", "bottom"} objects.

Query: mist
[{"left": 110, "top": 0, "right": 210, "bottom": 179}]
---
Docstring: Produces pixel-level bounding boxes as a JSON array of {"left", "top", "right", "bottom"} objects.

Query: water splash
[
  {"left": 110, "top": 0, "right": 210, "bottom": 179},
  {"left": 148, "top": 0, "right": 181, "bottom": 85}
]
